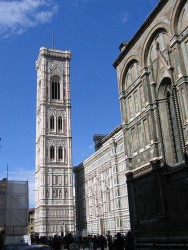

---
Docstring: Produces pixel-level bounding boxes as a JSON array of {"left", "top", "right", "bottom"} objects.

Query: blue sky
[{"left": 0, "top": 0, "right": 159, "bottom": 207}]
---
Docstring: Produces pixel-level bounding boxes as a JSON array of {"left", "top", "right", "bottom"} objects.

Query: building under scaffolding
[{"left": 0, "top": 179, "right": 29, "bottom": 241}]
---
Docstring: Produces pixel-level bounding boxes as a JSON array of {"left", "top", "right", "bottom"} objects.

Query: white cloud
[
  {"left": 120, "top": 11, "right": 129, "bottom": 24},
  {"left": 113, "top": 10, "right": 129, "bottom": 25},
  {"left": 0, "top": 0, "right": 58, "bottom": 37}
]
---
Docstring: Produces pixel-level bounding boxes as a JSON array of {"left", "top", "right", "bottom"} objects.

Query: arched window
[
  {"left": 50, "top": 116, "right": 55, "bottom": 130},
  {"left": 58, "top": 146, "right": 63, "bottom": 161},
  {"left": 51, "top": 76, "right": 60, "bottom": 100},
  {"left": 146, "top": 29, "right": 169, "bottom": 66},
  {"left": 57, "top": 116, "right": 62, "bottom": 131},
  {"left": 50, "top": 146, "right": 55, "bottom": 160},
  {"left": 177, "top": 2, "right": 188, "bottom": 34},
  {"left": 124, "top": 61, "right": 140, "bottom": 89}
]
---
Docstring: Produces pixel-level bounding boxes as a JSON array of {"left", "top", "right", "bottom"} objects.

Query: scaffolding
[{"left": 0, "top": 180, "right": 29, "bottom": 237}]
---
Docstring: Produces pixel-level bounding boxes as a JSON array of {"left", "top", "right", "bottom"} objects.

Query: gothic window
[
  {"left": 50, "top": 146, "right": 55, "bottom": 161},
  {"left": 58, "top": 146, "right": 63, "bottom": 161},
  {"left": 177, "top": 2, "right": 188, "bottom": 34},
  {"left": 147, "top": 29, "right": 169, "bottom": 66},
  {"left": 51, "top": 81, "right": 60, "bottom": 99},
  {"left": 51, "top": 75, "right": 60, "bottom": 100},
  {"left": 50, "top": 116, "right": 55, "bottom": 131},
  {"left": 124, "top": 61, "right": 140, "bottom": 89},
  {"left": 57, "top": 116, "right": 62, "bottom": 131}
]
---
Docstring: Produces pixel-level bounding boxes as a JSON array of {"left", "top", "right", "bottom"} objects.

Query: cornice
[
  {"left": 39, "top": 47, "right": 71, "bottom": 61},
  {"left": 113, "top": 0, "right": 169, "bottom": 68},
  {"left": 97, "top": 124, "right": 123, "bottom": 147}
]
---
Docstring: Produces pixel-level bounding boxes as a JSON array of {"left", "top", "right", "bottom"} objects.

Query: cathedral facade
[
  {"left": 114, "top": 0, "right": 188, "bottom": 245},
  {"left": 35, "top": 48, "right": 75, "bottom": 236},
  {"left": 74, "top": 125, "right": 130, "bottom": 236}
]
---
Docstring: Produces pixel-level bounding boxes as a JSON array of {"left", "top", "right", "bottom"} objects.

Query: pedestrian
[
  {"left": 107, "top": 234, "right": 113, "bottom": 250},
  {"left": 67, "top": 233, "right": 74, "bottom": 250},
  {"left": 112, "top": 232, "right": 125, "bottom": 250},
  {"left": 125, "top": 231, "right": 135, "bottom": 250},
  {"left": 98, "top": 235, "right": 106, "bottom": 250}
]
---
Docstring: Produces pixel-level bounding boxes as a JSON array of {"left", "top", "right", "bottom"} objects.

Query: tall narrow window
[
  {"left": 58, "top": 147, "right": 63, "bottom": 161},
  {"left": 51, "top": 76, "right": 60, "bottom": 100},
  {"left": 50, "top": 116, "right": 55, "bottom": 130},
  {"left": 50, "top": 146, "right": 55, "bottom": 160},
  {"left": 57, "top": 117, "right": 62, "bottom": 131}
]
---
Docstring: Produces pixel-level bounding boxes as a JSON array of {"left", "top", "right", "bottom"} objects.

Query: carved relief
[{"left": 49, "top": 62, "right": 65, "bottom": 78}]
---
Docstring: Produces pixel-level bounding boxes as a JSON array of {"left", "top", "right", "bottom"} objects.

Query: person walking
[
  {"left": 112, "top": 232, "right": 126, "bottom": 250},
  {"left": 125, "top": 231, "right": 135, "bottom": 250}
]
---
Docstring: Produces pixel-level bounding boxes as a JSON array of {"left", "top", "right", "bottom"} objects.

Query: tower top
[
  {"left": 36, "top": 47, "right": 71, "bottom": 68},
  {"left": 39, "top": 47, "right": 71, "bottom": 59}
]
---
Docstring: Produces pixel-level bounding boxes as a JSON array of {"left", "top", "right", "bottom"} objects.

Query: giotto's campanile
[{"left": 35, "top": 47, "right": 75, "bottom": 236}]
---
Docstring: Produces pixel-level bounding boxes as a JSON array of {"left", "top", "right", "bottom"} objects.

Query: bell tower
[{"left": 35, "top": 47, "right": 75, "bottom": 236}]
